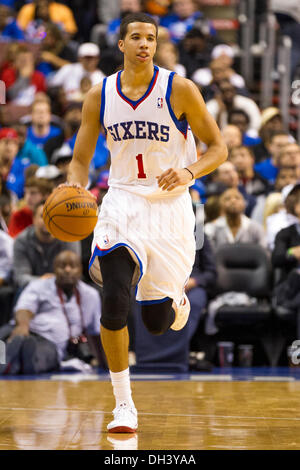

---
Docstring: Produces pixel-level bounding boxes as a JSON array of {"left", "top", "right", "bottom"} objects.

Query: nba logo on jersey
[
  {"left": 103, "top": 234, "right": 109, "bottom": 245},
  {"left": 157, "top": 97, "right": 163, "bottom": 108}
]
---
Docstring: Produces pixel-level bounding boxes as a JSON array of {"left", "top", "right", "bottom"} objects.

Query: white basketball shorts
[{"left": 89, "top": 187, "right": 196, "bottom": 307}]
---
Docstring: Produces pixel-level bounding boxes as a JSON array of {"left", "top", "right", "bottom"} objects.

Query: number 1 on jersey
[{"left": 136, "top": 153, "right": 146, "bottom": 179}]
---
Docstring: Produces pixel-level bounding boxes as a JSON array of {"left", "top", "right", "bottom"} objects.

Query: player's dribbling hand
[{"left": 156, "top": 168, "right": 193, "bottom": 191}]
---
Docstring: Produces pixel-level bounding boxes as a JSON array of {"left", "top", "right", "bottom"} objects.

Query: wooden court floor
[{"left": 0, "top": 379, "right": 299, "bottom": 450}]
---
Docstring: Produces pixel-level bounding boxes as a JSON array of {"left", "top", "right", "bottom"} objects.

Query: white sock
[{"left": 110, "top": 368, "right": 135, "bottom": 409}]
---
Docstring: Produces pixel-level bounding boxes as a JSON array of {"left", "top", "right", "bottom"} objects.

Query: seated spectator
[
  {"left": 221, "top": 125, "right": 242, "bottom": 152},
  {"left": 230, "top": 145, "right": 270, "bottom": 196},
  {"left": 160, "top": 0, "right": 214, "bottom": 44},
  {"left": 274, "top": 166, "right": 299, "bottom": 192},
  {"left": 27, "top": 99, "right": 62, "bottom": 151},
  {"left": 277, "top": 143, "right": 300, "bottom": 170},
  {"left": 266, "top": 183, "right": 300, "bottom": 250},
  {"left": 13, "top": 122, "right": 48, "bottom": 167},
  {"left": 0, "top": 44, "right": 46, "bottom": 105},
  {"left": 154, "top": 40, "right": 186, "bottom": 76},
  {"left": 192, "top": 46, "right": 247, "bottom": 95},
  {"left": 0, "top": 3, "right": 25, "bottom": 41},
  {"left": 254, "top": 131, "right": 292, "bottom": 184},
  {"left": 228, "top": 109, "right": 262, "bottom": 147},
  {"left": 36, "top": 22, "right": 78, "bottom": 79},
  {"left": 13, "top": 200, "right": 81, "bottom": 289},
  {"left": 206, "top": 79, "right": 262, "bottom": 134},
  {"left": 0, "top": 127, "right": 30, "bottom": 199},
  {"left": 0, "top": 229, "right": 13, "bottom": 286},
  {"left": 44, "top": 102, "right": 109, "bottom": 182},
  {"left": 252, "top": 107, "right": 284, "bottom": 162},
  {"left": 272, "top": 188, "right": 300, "bottom": 309},
  {"left": 0, "top": 188, "right": 13, "bottom": 232},
  {"left": 50, "top": 42, "right": 105, "bottom": 101},
  {"left": 205, "top": 187, "right": 266, "bottom": 251},
  {"left": 106, "top": 0, "right": 142, "bottom": 47},
  {"left": 17, "top": 0, "right": 78, "bottom": 39},
  {"left": 0, "top": 250, "right": 100, "bottom": 375},
  {"left": 207, "top": 161, "right": 257, "bottom": 217},
  {"left": 8, "top": 176, "right": 53, "bottom": 238},
  {"left": 177, "top": 26, "right": 217, "bottom": 79}
]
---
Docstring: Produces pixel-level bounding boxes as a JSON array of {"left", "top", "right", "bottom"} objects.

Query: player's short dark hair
[{"left": 119, "top": 13, "right": 158, "bottom": 40}]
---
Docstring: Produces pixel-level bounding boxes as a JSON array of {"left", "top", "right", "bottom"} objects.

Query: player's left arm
[{"left": 157, "top": 76, "right": 228, "bottom": 191}]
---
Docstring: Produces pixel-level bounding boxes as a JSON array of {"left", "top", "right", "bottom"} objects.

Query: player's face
[{"left": 119, "top": 22, "right": 157, "bottom": 66}]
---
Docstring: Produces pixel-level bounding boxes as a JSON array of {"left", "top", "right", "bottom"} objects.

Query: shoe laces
[{"left": 113, "top": 402, "right": 136, "bottom": 419}]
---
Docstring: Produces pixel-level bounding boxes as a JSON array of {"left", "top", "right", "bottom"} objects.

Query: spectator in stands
[
  {"left": 221, "top": 125, "right": 242, "bottom": 152},
  {"left": 106, "top": 0, "right": 142, "bottom": 47},
  {"left": 177, "top": 27, "right": 216, "bottom": 79},
  {"left": 0, "top": 228, "right": 13, "bottom": 286},
  {"left": 17, "top": 0, "right": 78, "bottom": 39},
  {"left": 0, "top": 250, "right": 100, "bottom": 375},
  {"left": 0, "top": 44, "right": 46, "bottom": 105},
  {"left": 37, "top": 22, "right": 77, "bottom": 79},
  {"left": 8, "top": 176, "right": 53, "bottom": 238},
  {"left": 278, "top": 143, "right": 300, "bottom": 170},
  {"left": 254, "top": 131, "right": 292, "bottom": 184},
  {"left": 230, "top": 146, "right": 270, "bottom": 196},
  {"left": 50, "top": 43, "right": 105, "bottom": 101},
  {"left": 205, "top": 187, "right": 267, "bottom": 251},
  {"left": 43, "top": 101, "right": 82, "bottom": 161},
  {"left": 0, "top": 127, "right": 30, "bottom": 199},
  {"left": 228, "top": 109, "right": 261, "bottom": 147},
  {"left": 13, "top": 122, "right": 48, "bottom": 167},
  {"left": 0, "top": 191, "right": 13, "bottom": 232},
  {"left": 160, "top": 0, "right": 214, "bottom": 44},
  {"left": 266, "top": 183, "right": 300, "bottom": 250},
  {"left": 13, "top": 200, "right": 81, "bottom": 289},
  {"left": 192, "top": 45, "right": 247, "bottom": 95},
  {"left": 274, "top": 166, "right": 299, "bottom": 192},
  {"left": 27, "top": 99, "right": 62, "bottom": 151},
  {"left": 206, "top": 79, "right": 262, "bottom": 134},
  {"left": 154, "top": 40, "right": 186, "bottom": 76},
  {"left": 272, "top": 186, "right": 300, "bottom": 310},
  {"left": 0, "top": 3, "right": 25, "bottom": 41},
  {"left": 207, "top": 161, "right": 257, "bottom": 217},
  {"left": 252, "top": 108, "right": 284, "bottom": 162}
]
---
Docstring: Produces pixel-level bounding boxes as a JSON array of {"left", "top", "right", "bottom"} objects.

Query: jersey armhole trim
[
  {"left": 100, "top": 77, "right": 107, "bottom": 133},
  {"left": 165, "top": 72, "right": 188, "bottom": 139}
]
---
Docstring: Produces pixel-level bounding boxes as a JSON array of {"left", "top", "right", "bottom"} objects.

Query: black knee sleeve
[
  {"left": 99, "top": 247, "right": 136, "bottom": 331},
  {"left": 141, "top": 298, "right": 175, "bottom": 336}
]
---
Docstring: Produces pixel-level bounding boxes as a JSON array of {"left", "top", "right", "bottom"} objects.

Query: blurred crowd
[{"left": 1, "top": 0, "right": 300, "bottom": 372}]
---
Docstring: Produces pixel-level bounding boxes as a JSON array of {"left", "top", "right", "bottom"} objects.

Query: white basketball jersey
[{"left": 100, "top": 65, "right": 197, "bottom": 198}]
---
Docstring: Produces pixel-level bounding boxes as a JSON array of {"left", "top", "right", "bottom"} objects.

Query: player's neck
[{"left": 122, "top": 61, "right": 154, "bottom": 88}]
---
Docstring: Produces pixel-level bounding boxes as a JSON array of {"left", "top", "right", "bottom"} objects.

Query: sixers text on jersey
[{"left": 107, "top": 121, "right": 170, "bottom": 142}]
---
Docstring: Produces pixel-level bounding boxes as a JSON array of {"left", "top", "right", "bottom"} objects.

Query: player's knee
[
  {"left": 101, "top": 284, "right": 130, "bottom": 331},
  {"left": 141, "top": 300, "right": 174, "bottom": 336}
]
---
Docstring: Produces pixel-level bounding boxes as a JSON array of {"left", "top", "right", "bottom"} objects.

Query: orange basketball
[{"left": 43, "top": 186, "right": 98, "bottom": 242}]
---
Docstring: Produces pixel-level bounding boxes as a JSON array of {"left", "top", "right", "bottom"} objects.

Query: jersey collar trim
[{"left": 116, "top": 65, "right": 159, "bottom": 110}]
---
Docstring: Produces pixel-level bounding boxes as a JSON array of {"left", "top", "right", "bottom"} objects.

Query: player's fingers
[{"left": 157, "top": 168, "right": 173, "bottom": 184}]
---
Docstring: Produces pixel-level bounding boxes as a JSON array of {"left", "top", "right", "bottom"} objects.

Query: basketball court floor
[{"left": 0, "top": 368, "right": 300, "bottom": 450}]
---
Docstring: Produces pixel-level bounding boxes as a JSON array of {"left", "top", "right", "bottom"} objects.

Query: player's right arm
[{"left": 67, "top": 84, "right": 102, "bottom": 188}]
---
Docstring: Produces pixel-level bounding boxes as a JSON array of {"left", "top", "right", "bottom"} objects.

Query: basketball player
[{"left": 66, "top": 13, "right": 227, "bottom": 432}]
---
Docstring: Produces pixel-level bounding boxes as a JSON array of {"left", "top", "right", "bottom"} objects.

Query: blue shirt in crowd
[
  {"left": 27, "top": 125, "right": 62, "bottom": 150},
  {"left": 5, "top": 156, "right": 31, "bottom": 199},
  {"left": 16, "top": 139, "right": 48, "bottom": 167},
  {"left": 254, "top": 158, "right": 278, "bottom": 184},
  {"left": 0, "top": 18, "right": 25, "bottom": 41}
]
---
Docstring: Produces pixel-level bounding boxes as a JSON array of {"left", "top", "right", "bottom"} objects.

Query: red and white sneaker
[
  {"left": 171, "top": 293, "right": 190, "bottom": 331},
  {"left": 107, "top": 403, "right": 138, "bottom": 433}
]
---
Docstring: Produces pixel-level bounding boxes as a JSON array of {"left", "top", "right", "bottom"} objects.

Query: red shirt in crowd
[{"left": 8, "top": 206, "right": 33, "bottom": 238}]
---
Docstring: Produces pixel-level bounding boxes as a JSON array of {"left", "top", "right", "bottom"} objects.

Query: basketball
[{"left": 43, "top": 185, "right": 98, "bottom": 242}]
